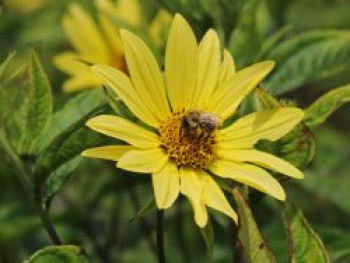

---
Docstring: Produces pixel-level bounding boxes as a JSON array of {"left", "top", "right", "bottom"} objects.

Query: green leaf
[
  {"left": 24, "top": 245, "right": 90, "bottom": 263},
  {"left": 22, "top": 50, "right": 53, "bottom": 155},
  {"left": 0, "top": 51, "right": 16, "bottom": 84},
  {"left": 265, "top": 31, "right": 349, "bottom": 63},
  {"left": 304, "top": 84, "right": 350, "bottom": 127},
  {"left": 265, "top": 31, "right": 350, "bottom": 94},
  {"left": 42, "top": 156, "right": 82, "bottom": 207},
  {"left": 39, "top": 89, "right": 105, "bottom": 150},
  {"left": 228, "top": 0, "right": 262, "bottom": 69},
  {"left": 278, "top": 122, "right": 316, "bottom": 170},
  {"left": 34, "top": 105, "right": 110, "bottom": 199},
  {"left": 199, "top": 218, "right": 214, "bottom": 261},
  {"left": 103, "top": 85, "right": 137, "bottom": 121},
  {"left": 233, "top": 188, "right": 277, "bottom": 263},
  {"left": 284, "top": 206, "right": 330, "bottom": 263},
  {"left": 257, "top": 25, "right": 292, "bottom": 61}
]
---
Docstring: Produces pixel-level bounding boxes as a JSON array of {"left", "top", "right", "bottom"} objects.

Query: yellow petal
[
  {"left": 86, "top": 115, "right": 159, "bottom": 148},
  {"left": 152, "top": 162, "right": 180, "bottom": 209},
  {"left": 53, "top": 52, "right": 90, "bottom": 74},
  {"left": 82, "top": 145, "right": 133, "bottom": 161},
  {"left": 92, "top": 65, "right": 161, "bottom": 128},
  {"left": 210, "top": 160, "right": 286, "bottom": 201},
  {"left": 209, "top": 61, "right": 275, "bottom": 120},
  {"left": 219, "top": 107, "right": 304, "bottom": 148},
  {"left": 97, "top": 0, "right": 142, "bottom": 27},
  {"left": 120, "top": 30, "right": 170, "bottom": 121},
  {"left": 218, "top": 149, "right": 304, "bottom": 179},
  {"left": 180, "top": 168, "right": 208, "bottom": 227},
  {"left": 165, "top": 14, "right": 198, "bottom": 111},
  {"left": 63, "top": 3, "right": 109, "bottom": 61},
  {"left": 99, "top": 13, "right": 124, "bottom": 56},
  {"left": 117, "top": 148, "right": 168, "bottom": 173},
  {"left": 193, "top": 29, "right": 221, "bottom": 108},
  {"left": 200, "top": 171, "right": 238, "bottom": 223},
  {"left": 218, "top": 49, "right": 235, "bottom": 87},
  {"left": 62, "top": 75, "right": 102, "bottom": 92}
]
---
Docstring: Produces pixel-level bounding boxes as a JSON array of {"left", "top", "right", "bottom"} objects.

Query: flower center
[{"left": 159, "top": 110, "right": 220, "bottom": 168}]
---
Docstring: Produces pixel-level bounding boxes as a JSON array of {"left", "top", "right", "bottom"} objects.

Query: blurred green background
[{"left": 0, "top": 0, "right": 349, "bottom": 262}]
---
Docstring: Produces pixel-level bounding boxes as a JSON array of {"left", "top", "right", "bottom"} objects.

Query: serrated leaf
[
  {"left": 199, "top": 218, "right": 214, "bottom": 261},
  {"left": 265, "top": 31, "right": 349, "bottom": 63},
  {"left": 22, "top": 50, "right": 53, "bottom": 155},
  {"left": 304, "top": 84, "right": 350, "bottom": 127},
  {"left": 39, "top": 89, "right": 105, "bottom": 150},
  {"left": 24, "top": 245, "right": 90, "bottom": 263},
  {"left": 233, "top": 188, "right": 277, "bottom": 263},
  {"left": 265, "top": 31, "right": 350, "bottom": 94},
  {"left": 284, "top": 206, "right": 330, "bottom": 263}
]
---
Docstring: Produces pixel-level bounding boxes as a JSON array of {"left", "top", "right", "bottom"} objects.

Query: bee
[{"left": 182, "top": 110, "right": 222, "bottom": 137}]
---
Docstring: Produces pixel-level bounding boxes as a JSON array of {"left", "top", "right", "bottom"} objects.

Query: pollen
[{"left": 158, "top": 111, "right": 218, "bottom": 168}]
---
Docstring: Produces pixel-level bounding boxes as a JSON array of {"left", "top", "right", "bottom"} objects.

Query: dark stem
[
  {"left": 35, "top": 202, "right": 62, "bottom": 245},
  {"left": 232, "top": 222, "right": 243, "bottom": 263},
  {"left": 125, "top": 178, "right": 157, "bottom": 254},
  {"left": 156, "top": 209, "right": 166, "bottom": 263}
]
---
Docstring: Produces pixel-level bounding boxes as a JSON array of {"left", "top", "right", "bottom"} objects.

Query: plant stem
[
  {"left": 125, "top": 178, "right": 157, "bottom": 254},
  {"left": 35, "top": 202, "right": 62, "bottom": 245},
  {"left": 156, "top": 209, "right": 166, "bottom": 263},
  {"left": 232, "top": 221, "right": 242, "bottom": 263},
  {"left": 0, "top": 132, "right": 62, "bottom": 245}
]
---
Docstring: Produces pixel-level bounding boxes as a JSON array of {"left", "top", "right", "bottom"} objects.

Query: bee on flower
[
  {"left": 53, "top": 0, "right": 171, "bottom": 92},
  {"left": 82, "top": 14, "right": 304, "bottom": 227}
]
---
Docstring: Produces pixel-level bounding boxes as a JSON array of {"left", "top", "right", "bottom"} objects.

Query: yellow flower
[
  {"left": 54, "top": 0, "right": 171, "bottom": 92},
  {"left": 82, "top": 14, "right": 304, "bottom": 227},
  {"left": 96, "top": 0, "right": 172, "bottom": 47},
  {"left": 53, "top": 2, "right": 127, "bottom": 92}
]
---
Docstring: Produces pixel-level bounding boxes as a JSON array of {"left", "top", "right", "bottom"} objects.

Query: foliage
[
  {"left": 24, "top": 245, "right": 90, "bottom": 263},
  {"left": 0, "top": 0, "right": 349, "bottom": 262}
]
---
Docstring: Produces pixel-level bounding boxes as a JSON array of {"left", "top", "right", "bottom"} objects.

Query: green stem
[
  {"left": 0, "top": 132, "right": 62, "bottom": 245},
  {"left": 125, "top": 177, "right": 157, "bottom": 254},
  {"left": 157, "top": 210, "right": 166, "bottom": 263},
  {"left": 35, "top": 202, "right": 62, "bottom": 245}
]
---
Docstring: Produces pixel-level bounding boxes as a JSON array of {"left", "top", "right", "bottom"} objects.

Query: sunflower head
[
  {"left": 158, "top": 110, "right": 219, "bottom": 168},
  {"left": 82, "top": 13, "right": 304, "bottom": 228}
]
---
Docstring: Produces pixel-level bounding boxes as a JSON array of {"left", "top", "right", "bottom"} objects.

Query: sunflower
[
  {"left": 82, "top": 14, "right": 304, "bottom": 227},
  {"left": 54, "top": 0, "right": 171, "bottom": 92}
]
